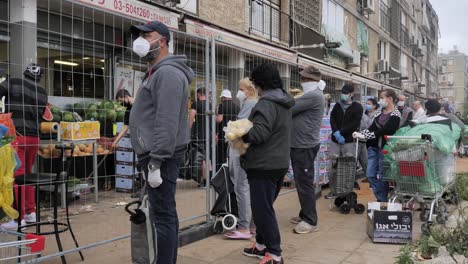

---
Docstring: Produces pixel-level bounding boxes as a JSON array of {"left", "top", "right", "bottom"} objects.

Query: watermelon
[
  {"left": 50, "top": 105, "right": 61, "bottom": 115},
  {"left": 106, "top": 109, "right": 117, "bottom": 122},
  {"left": 86, "top": 111, "right": 99, "bottom": 121},
  {"left": 73, "top": 103, "right": 85, "bottom": 116},
  {"left": 52, "top": 113, "right": 62, "bottom": 122},
  {"left": 116, "top": 111, "right": 125, "bottom": 122},
  {"left": 100, "top": 100, "right": 115, "bottom": 110},
  {"left": 98, "top": 111, "right": 108, "bottom": 123},
  {"left": 42, "top": 104, "right": 53, "bottom": 121},
  {"left": 86, "top": 103, "right": 98, "bottom": 113},
  {"left": 62, "top": 112, "right": 75, "bottom": 122}
]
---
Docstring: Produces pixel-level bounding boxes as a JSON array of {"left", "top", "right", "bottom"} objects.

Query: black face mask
[{"left": 120, "top": 101, "right": 131, "bottom": 108}]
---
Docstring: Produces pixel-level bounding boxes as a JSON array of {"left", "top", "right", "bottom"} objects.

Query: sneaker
[
  {"left": 324, "top": 192, "right": 337, "bottom": 199},
  {"left": 289, "top": 216, "right": 302, "bottom": 225},
  {"left": 243, "top": 243, "right": 266, "bottom": 259},
  {"left": 259, "top": 253, "right": 284, "bottom": 264},
  {"left": 24, "top": 212, "right": 36, "bottom": 223},
  {"left": 294, "top": 221, "right": 319, "bottom": 234},
  {"left": 1, "top": 220, "right": 26, "bottom": 230}
]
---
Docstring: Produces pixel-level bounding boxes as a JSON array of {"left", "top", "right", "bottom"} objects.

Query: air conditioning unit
[
  {"left": 448, "top": 80, "right": 454, "bottom": 86},
  {"left": 378, "top": 60, "right": 389, "bottom": 72},
  {"left": 348, "top": 50, "right": 361, "bottom": 67},
  {"left": 360, "top": 0, "right": 376, "bottom": 13}
]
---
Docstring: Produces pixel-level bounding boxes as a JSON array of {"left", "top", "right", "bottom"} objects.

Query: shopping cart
[
  {"left": 384, "top": 134, "right": 458, "bottom": 233},
  {"left": 0, "top": 230, "right": 45, "bottom": 263},
  {"left": 328, "top": 140, "right": 365, "bottom": 215}
]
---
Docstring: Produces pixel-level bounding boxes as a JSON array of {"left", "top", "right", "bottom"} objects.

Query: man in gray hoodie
[
  {"left": 129, "top": 21, "right": 194, "bottom": 264},
  {"left": 289, "top": 66, "right": 325, "bottom": 234}
]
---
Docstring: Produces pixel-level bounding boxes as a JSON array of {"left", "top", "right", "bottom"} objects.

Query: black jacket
[
  {"left": 330, "top": 101, "right": 363, "bottom": 143},
  {"left": 241, "top": 88, "right": 295, "bottom": 175},
  {"left": 362, "top": 108, "right": 401, "bottom": 148},
  {"left": 0, "top": 77, "right": 48, "bottom": 136}
]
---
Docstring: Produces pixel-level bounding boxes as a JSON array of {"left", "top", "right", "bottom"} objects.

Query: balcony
[
  {"left": 249, "top": 0, "right": 289, "bottom": 42},
  {"left": 401, "top": 24, "right": 410, "bottom": 48},
  {"left": 379, "top": 1, "right": 390, "bottom": 33}
]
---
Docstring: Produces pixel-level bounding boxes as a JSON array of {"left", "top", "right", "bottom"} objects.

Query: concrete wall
[{"left": 199, "top": 0, "right": 246, "bottom": 34}]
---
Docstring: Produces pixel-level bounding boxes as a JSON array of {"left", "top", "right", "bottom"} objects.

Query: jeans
[
  {"left": 367, "top": 146, "right": 388, "bottom": 202},
  {"left": 249, "top": 171, "right": 286, "bottom": 257},
  {"left": 357, "top": 142, "right": 368, "bottom": 179},
  {"left": 141, "top": 155, "right": 182, "bottom": 264},
  {"left": 291, "top": 145, "right": 320, "bottom": 226},
  {"left": 228, "top": 147, "right": 251, "bottom": 230},
  {"left": 12, "top": 136, "right": 39, "bottom": 217}
]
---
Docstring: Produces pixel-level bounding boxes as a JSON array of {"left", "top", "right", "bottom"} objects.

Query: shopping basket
[
  {"left": 384, "top": 135, "right": 457, "bottom": 233},
  {"left": 0, "top": 230, "right": 45, "bottom": 263}
]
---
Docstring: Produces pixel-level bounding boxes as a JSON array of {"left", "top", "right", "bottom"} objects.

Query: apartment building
[
  {"left": 438, "top": 48, "right": 468, "bottom": 113},
  {"left": 320, "top": 0, "right": 439, "bottom": 98}
]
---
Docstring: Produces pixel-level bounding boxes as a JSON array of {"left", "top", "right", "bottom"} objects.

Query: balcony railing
[
  {"left": 380, "top": 1, "right": 390, "bottom": 32},
  {"left": 250, "top": 0, "right": 289, "bottom": 42},
  {"left": 401, "top": 24, "right": 410, "bottom": 48}
]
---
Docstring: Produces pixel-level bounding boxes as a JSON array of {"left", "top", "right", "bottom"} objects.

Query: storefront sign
[
  {"left": 69, "top": 0, "right": 179, "bottom": 30},
  {"left": 185, "top": 19, "right": 297, "bottom": 64}
]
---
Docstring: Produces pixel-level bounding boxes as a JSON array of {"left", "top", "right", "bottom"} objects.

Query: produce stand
[{"left": 36, "top": 139, "right": 101, "bottom": 204}]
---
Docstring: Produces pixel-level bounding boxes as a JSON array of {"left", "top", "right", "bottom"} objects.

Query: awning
[{"left": 184, "top": 19, "right": 298, "bottom": 64}]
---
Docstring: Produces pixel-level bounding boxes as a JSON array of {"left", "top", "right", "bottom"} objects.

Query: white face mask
[
  {"left": 379, "top": 98, "right": 388, "bottom": 108},
  {"left": 397, "top": 101, "right": 405, "bottom": 107},
  {"left": 301, "top": 82, "right": 319, "bottom": 94},
  {"left": 318, "top": 80, "right": 326, "bottom": 91},
  {"left": 132, "top": 37, "right": 161, "bottom": 58},
  {"left": 236, "top": 90, "right": 247, "bottom": 102}
]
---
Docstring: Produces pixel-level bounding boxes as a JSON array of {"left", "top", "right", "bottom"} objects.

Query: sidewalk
[{"left": 177, "top": 185, "right": 416, "bottom": 264}]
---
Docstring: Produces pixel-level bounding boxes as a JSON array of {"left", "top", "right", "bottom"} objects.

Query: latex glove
[
  {"left": 146, "top": 168, "right": 163, "bottom": 188},
  {"left": 353, "top": 132, "right": 365, "bottom": 140},
  {"left": 333, "top": 131, "right": 345, "bottom": 144},
  {"left": 337, "top": 137, "right": 346, "bottom": 145}
]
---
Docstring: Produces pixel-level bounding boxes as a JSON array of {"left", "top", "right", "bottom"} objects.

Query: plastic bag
[
  {"left": 224, "top": 119, "right": 253, "bottom": 155},
  {"left": 0, "top": 144, "right": 19, "bottom": 219},
  {"left": 224, "top": 119, "right": 253, "bottom": 141}
]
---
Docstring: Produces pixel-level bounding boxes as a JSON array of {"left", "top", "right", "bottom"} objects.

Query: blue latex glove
[{"left": 333, "top": 131, "right": 346, "bottom": 145}]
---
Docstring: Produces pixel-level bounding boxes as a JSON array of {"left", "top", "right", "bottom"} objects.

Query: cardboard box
[
  {"left": 116, "top": 150, "right": 134, "bottom": 163},
  {"left": 60, "top": 121, "right": 100, "bottom": 140},
  {"left": 115, "top": 176, "right": 133, "bottom": 193},
  {"left": 118, "top": 136, "right": 132, "bottom": 149},
  {"left": 367, "top": 202, "right": 413, "bottom": 244},
  {"left": 115, "top": 161, "right": 135, "bottom": 176}
]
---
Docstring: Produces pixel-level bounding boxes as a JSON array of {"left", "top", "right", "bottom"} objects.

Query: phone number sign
[{"left": 69, "top": 0, "right": 179, "bottom": 30}]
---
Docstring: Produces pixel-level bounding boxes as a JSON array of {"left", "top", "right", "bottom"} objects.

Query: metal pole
[
  {"left": 93, "top": 140, "right": 98, "bottom": 203},
  {"left": 210, "top": 37, "right": 217, "bottom": 219},
  {"left": 204, "top": 38, "right": 210, "bottom": 221}
]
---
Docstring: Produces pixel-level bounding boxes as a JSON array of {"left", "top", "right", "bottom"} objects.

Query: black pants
[
  {"left": 248, "top": 170, "right": 286, "bottom": 256},
  {"left": 140, "top": 155, "right": 182, "bottom": 264},
  {"left": 291, "top": 145, "right": 320, "bottom": 226},
  {"left": 216, "top": 140, "right": 228, "bottom": 171}
]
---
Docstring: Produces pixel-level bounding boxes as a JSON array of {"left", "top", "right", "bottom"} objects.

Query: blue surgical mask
[
  {"left": 341, "top": 94, "right": 350, "bottom": 102},
  {"left": 365, "top": 105, "right": 372, "bottom": 111}
]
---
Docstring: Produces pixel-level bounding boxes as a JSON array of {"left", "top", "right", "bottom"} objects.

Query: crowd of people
[{"left": 3, "top": 19, "right": 465, "bottom": 264}]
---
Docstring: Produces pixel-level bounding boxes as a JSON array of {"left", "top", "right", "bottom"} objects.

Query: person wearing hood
[
  {"left": 0, "top": 63, "right": 48, "bottom": 230},
  {"left": 397, "top": 95, "right": 413, "bottom": 128},
  {"left": 241, "top": 63, "right": 294, "bottom": 264},
  {"left": 225, "top": 78, "right": 258, "bottom": 240},
  {"left": 128, "top": 21, "right": 194, "bottom": 264},
  {"left": 288, "top": 66, "right": 324, "bottom": 235},
  {"left": 326, "top": 84, "right": 363, "bottom": 198}
]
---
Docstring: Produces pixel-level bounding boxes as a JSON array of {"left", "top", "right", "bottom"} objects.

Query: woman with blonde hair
[{"left": 225, "top": 77, "right": 258, "bottom": 239}]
